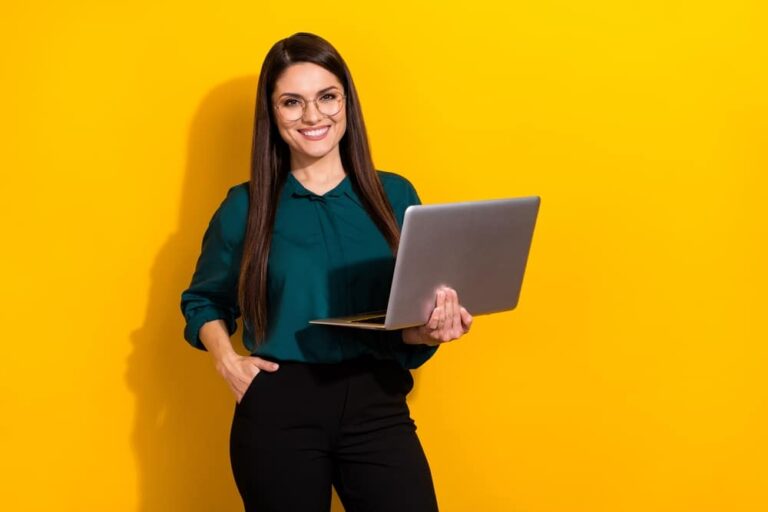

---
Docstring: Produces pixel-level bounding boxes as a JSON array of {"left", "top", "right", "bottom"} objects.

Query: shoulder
[
  {"left": 208, "top": 180, "right": 249, "bottom": 245},
  {"left": 218, "top": 180, "right": 250, "bottom": 215},
  {"left": 376, "top": 169, "right": 414, "bottom": 188},
  {"left": 376, "top": 170, "right": 418, "bottom": 200},
  {"left": 227, "top": 180, "right": 250, "bottom": 203},
  {"left": 375, "top": 170, "right": 421, "bottom": 222}
]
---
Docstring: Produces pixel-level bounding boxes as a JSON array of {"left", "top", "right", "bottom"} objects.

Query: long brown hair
[{"left": 238, "top": 32, "right": 401, "bottom": 347}]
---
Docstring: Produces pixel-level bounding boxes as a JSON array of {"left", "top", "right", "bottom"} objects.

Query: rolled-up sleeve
[
  {"left": 389, "top": 330, "right": 439, "bottom": 370},
  {"left": 180, "top": 184, "right": 248, "bottom": 351},
  {"left": 380, "top": 175, "right": 439, "bottom": 369}
]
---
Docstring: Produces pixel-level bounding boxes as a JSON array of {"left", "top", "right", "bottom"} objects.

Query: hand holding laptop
[
  {"left": 402, "top": 286, "right": 473, "bottom": 346},
  {"left": 309, "top": 195, "right": 540, "bottom": 332}
]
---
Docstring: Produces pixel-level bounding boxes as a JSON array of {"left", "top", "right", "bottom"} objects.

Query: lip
[{"left": 297, "top": 125, "right": 331, "bottom": 141}]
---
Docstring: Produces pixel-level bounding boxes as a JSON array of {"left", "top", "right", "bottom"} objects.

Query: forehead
[{"left": 273, "top": 62, "right": 343, "bottom": 96}]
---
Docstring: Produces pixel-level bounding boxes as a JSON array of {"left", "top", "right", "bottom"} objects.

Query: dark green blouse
[{"left": 180, "top": 170, "right": 439, "bottom": 369}]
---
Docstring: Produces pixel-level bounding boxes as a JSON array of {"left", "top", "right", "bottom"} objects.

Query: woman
[{"left": 180, "top": 32, "right": 472, "bottom": 512}]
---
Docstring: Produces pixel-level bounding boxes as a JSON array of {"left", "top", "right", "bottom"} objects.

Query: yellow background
[{"left": 2, "top": 1, "right": 766, "bottom": 511}]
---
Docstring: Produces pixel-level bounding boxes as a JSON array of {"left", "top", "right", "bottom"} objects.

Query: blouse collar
[{"left": 284, "top": 171, "right": 362, "bottom": 206}]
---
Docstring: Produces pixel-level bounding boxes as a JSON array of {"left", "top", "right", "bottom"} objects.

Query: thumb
[
  {"left": 252, "top": 357, "right": 280, "bottom": 372},
  {"left": 460, "top": 306, "right": 473, "bottom": 331}
]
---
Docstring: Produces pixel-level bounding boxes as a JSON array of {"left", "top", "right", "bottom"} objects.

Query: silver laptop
[{"left": 308, "top": 195, "right": 541, "bottom": 330}]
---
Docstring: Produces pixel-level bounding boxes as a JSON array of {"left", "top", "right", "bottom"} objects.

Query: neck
[{"left": 290, "top": 148, "right": 346, "bottom": 183}]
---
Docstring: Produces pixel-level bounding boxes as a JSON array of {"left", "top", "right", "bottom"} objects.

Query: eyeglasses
[{"left": 273, "top": 91, "right": 346, "bottom": 122}]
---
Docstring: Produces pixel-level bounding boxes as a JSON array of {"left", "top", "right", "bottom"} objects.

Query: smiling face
[{"left": 271, "top": 62, "right": 347, "bottom": 168}]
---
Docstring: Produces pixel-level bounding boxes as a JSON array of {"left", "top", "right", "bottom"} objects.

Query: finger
[
  {"left": 451, "top": 289, "right": 462, "bottom": 338},
  {"left": 428, "top": 306, "right": 441, "bottom": 330},
  {"left": 453, "top": 291, "right": 463, "bottom": 336},
  {"left": 251, "top": 356, "right": 280, "bottom": 371},
  {"left": 436, "top": 289, "right": 446, "bottom": 331},
  {"left": 445, "top": 288, "right": 456, "bottom": 337},
  {"left": 460, "top": 306, "right": 473, "bottom": 332}
]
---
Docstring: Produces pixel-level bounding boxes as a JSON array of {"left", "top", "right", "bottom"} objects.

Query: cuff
[
  {"left": 380, "top": 329, "right": 439, "bottom": 369},
  {"left": 183, "top": 306, "right": 237, "bottom": 351}
]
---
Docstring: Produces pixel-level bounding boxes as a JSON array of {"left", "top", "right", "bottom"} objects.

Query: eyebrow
[{"left": 278, "top": 86, "right": 341, "bottom": 99}]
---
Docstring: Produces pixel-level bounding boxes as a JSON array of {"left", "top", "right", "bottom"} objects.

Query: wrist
[
  {"left": 402, "top": 326, "right": 428, "bottom": 345},
  {"left": 213, "top": 350, "right": 239, "bottom": 374}
]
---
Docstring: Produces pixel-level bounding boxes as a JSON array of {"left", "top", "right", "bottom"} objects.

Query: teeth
[{"left": 300, "top": 127, "right": 329, "bottom": 136}]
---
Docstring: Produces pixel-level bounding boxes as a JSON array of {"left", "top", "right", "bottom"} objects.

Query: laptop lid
[{"left": 380, "top": 195, "right": 541, "bottom": 329}]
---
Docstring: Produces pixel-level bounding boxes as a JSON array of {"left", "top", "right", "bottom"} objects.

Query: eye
[
  {"left": 282, "top": 98, "right": 301, "bottom": 107},
  {"left": 320, "top": 93, "right": 338, "bottom": 102}
]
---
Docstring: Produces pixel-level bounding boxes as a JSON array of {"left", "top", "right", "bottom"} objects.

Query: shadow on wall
[
  {"left": 124, "top": 76, "right": 426, "bottom": 511},
  {"left": 124, "top": 76, "right": 257, "bottom": 512}
]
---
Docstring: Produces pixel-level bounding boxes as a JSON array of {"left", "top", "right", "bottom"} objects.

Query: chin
[
  {"left": 292, "top": 150, "right": 325, "bottom": 161},
  {"left": 296, "top": 142, "right": 337, "bottom": 157}
]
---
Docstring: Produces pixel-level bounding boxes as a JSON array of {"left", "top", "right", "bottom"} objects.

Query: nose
[{"left": 301, "top": 100, "right": 322, "bottom": 123}]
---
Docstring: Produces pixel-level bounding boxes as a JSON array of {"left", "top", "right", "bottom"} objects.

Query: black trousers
[{"left": 229, "top": 356, "right": 440, "bottom": 512}]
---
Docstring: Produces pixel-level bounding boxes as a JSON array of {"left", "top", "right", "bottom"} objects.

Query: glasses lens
[
  {"left": 278, "top": 98, "right": 305, "bottom": 122},
  {"left": 317, "top": 92, "right": 343, "bottom": 117}
]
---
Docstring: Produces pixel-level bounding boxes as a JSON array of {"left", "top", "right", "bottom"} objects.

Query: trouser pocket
[{"left": 237, "top": 369, "right": 263, "bottom": 407}]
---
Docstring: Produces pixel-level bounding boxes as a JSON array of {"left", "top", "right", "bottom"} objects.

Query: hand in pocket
[{"left": 214, "top": 354, "right": 281, "bottom": 403}]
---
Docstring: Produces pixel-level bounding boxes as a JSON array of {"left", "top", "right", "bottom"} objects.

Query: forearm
[{"left": 199, "top": 319, "right": 238, "bottom": 363}]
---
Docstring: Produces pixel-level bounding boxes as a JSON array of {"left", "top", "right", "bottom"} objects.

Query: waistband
[{"left": 252, "top": 355, "right": 403, "bottom": 371}]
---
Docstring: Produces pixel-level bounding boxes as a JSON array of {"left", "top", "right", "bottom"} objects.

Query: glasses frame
[{"left": 273, "top": 92, "right": 347, "bottom": 122}]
